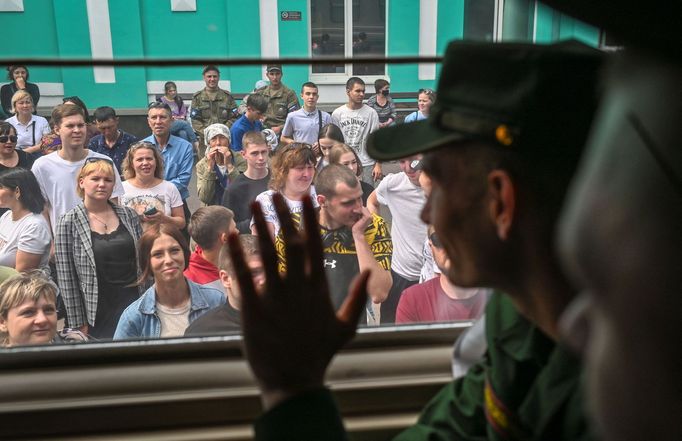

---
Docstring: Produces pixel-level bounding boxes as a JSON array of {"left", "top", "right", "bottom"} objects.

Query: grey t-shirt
[{"left": 331, "top": 104, "right": 379, "bottom": 167}]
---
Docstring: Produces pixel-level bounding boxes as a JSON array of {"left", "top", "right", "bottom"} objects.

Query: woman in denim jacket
[{"left": 113, "top": 223, "right": 225, "bottom": 340}]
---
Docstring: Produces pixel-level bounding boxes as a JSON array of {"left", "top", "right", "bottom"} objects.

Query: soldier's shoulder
[{"left": 192, "top": 89, "right": 205, "bottom": 98}]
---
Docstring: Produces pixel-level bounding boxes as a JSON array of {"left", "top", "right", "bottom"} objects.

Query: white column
[
  {"left": 259, "top": 0, "right": 280, "bottom": 79},
  {"left": 85, "top": 0, "right": 116, "bottom": 83},
  {"left": 418, "top": 0, "right": 438, "bottom": 80}
]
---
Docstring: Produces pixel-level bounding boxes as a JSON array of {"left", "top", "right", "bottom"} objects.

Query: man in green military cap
[
  {"left": 254, "top": 65, "right": 300, "bottom": 135},
  {"left": 228, "top": 40, "right": 605, "bottom": 440},
  {"left": 190, "top": 65, "right": 239, "bottom": 157}
]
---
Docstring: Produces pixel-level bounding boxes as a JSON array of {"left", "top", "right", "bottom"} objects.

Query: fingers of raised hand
[
  {"left": 227, "top": 232, "right": 260, "bottom": 322},
  {"left": 250, "top": 201, "right": 284, "bottom": 296},
  {"left": 273, "top": 193, "right": 306, "bottom": 295}
]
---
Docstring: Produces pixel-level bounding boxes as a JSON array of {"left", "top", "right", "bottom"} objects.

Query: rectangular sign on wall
[{"left": 280, "top": 11, "right": 301, "bottom": 21}]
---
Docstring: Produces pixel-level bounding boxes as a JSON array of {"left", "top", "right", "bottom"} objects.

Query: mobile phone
[{"left": 143, "top": 206, "right": 158, "bottom": 216}]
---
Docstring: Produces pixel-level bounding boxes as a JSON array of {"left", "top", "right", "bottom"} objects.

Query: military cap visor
[{"left": 368, "top": 40, "right": 604, "bottom": 162}]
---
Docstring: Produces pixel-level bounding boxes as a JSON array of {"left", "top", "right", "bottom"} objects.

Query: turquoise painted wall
[
  {"left": 0, "top": 0, "right": 600, "bottom": 110},
  {"left": 0, "top": 0, "right": 61, "bottom": 82}
]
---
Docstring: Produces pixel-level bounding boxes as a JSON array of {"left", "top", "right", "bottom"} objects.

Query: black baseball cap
[{"left": 367, "top": 40, "right": 605, "bottom": 167}]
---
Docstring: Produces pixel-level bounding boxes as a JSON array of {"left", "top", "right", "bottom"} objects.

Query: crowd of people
[{"left": 0, "top": 61, "right": 482, "bottom": 347}]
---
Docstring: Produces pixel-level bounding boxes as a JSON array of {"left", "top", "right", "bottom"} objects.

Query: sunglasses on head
[
  {"left": 84, "top": 156, "right": 114, "bottom": 166},
  {"left": 0, "top": 135, "right": 18, "bottom": 143},
  {"left": 288, "top": 142, "right": 313, "bottom": 150}
]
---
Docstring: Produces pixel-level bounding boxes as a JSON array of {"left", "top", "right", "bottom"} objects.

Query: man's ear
[
  {"left": 219, "top": 269, "right": 232, "bottom": 290},
  {"left": 487, "top": 170, "right": 516, "bottom": 241},
  {"left": 0, "top": 316, "right": 8, "bottom": 333},
  {"left": 317, "top": 194, "right": 326, "bottom": 207}
]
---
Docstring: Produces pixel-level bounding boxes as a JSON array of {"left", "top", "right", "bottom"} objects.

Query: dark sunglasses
[
  {"left": 429, "top": 232, "right": 443, "bottom": 248},
  {"left": 0, "top": 135, "right": 18, "bottom": 143}
]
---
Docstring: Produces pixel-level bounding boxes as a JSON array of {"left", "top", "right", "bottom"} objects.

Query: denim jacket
[{"left": 113, "top": 278, "right": 225, "bottom": 340}]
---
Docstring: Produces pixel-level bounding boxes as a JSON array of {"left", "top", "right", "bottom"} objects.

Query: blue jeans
[{"left": 171, "top": 120, "right": 197, "bottom": 144}]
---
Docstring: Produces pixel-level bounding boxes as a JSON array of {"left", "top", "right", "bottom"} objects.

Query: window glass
[
  {"left": 311, "top": 0, "right": 345, "bottom": 73},
  {"left": 463, "top": 0, "right": 496, "bottom": 41},
  {"left": 351, "top": 0, "right": 386, "bottom": 75}
]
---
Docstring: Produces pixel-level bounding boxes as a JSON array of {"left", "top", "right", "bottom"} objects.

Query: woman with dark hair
[
  {"left": 55, "top": 158, "right": 143, "bottom": 340},
  {"left": 252, "top": 143, "right": 319, "bottom": 238},
  {"left": 316, "top": 123, "right": 344, "bottom": 171},
  {"left": 328, "top": 143, "right": 373, "bottom": 205},
  {"left": 113, "top": 223, "right": 225, "bottom": 340},
  {"left": 0, "top": 168, "right": 51, "bottom": 271},
  {"left": 1, "top": 65, "right": 40, "bottom": 117},
  {"left": 367, "top": 79, "right": 396, "bottom": 128},
  {"left": 158, "top": 81, "right": 198, "bottom": 147},
  {"left": 0, "top": 122, "right": 34, "bottom": 196}
]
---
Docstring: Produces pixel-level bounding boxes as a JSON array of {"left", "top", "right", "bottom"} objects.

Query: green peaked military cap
[{"left": 367, "top": 40, "right": 605, "bottom": 165}]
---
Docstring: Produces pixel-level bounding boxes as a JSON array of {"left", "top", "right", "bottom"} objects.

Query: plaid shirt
[{"left": 55, "top": 203, "right": 143, "bottom": 328}]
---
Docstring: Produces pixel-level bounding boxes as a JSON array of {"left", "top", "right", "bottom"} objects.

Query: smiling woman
[{"left": 113, "top": 223, "right": 225, "bottom": 340}]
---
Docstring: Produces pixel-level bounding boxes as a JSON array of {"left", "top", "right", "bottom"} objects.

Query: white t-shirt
[
  {"left": 252, "top": 188, "right": 319, "bottom": 237},
  {"left": 156, "top": 301, "right": 191, "bottom": 338},
  {"left": 0, "top": 211, "right": 51, "bottom": 270},
  {"left": 331, "top": 104, "right": 379, "bottom": 167},
  {"left": 121, "top": 180, "right": 183, "bottom": 217},
  {"left": 6, "top": 115, "right": 51, "bottom": 149},
  {"left": 32, "top": 150, "right": 125, "bottom": 232},
  {"left": 375, "top": 172, "right": 427, "bottom": 280}
]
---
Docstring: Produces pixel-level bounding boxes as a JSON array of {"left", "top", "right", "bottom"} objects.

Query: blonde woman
[
  {"left": 55, "top": 158, "right": 144, "bottom": 340},
  {"left": 6, "top": 90, "right": 50, "bottom": 156},
  {"left": 0, "top": 271, "right": 87, "bottom": 347},
  {"left": 120, "top": 141, "right": 185, "bottom": 229}
]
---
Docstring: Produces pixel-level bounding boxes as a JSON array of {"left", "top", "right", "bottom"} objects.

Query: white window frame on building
[{"left": 309, "top": 0, "right": 389, "bottom": 84}]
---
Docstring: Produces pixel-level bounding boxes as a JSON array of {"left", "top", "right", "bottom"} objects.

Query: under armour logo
[{"left": 323, "top": 259, "right": 337, "bottom": 269}]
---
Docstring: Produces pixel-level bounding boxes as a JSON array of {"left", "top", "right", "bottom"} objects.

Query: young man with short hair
[
  {"left": 254, "top": 64, "right": 300, "bottom": 134},
  {"left": 190, "top": 65, "right": 239, "bottom": 156},
  {"left": 276, "top": 164, "right": 392, "bottom": 324},
  {"left": 367, "top": 154, "right": 428, "bottom": 323},
  {"left": 230, "top": 94, "right": 267, "bottom": 151},
  {"left": 32, "top": 103, "right": 124, "bottom": 232},
  {"left": 88, "top": 106, "right": 138, "bottom": 175},
  {"left": 331, "top": 77, "right": 381, "bottom": 184},
  {"left": 280, "top": 82, "right": 331, "bottom": 147},
  {"left": 222, "top": 131, "right": 271, "bottom": 233},
  {"left": 184, "top": 234, "right": 265, "bottom": 336},
  {"left": 183, "top": 206, "right": 237, "bottom": 291}
]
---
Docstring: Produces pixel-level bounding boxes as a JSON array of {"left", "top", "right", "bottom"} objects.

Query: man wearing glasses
[
  {"left": 32, "top": 103, "right": 124, "bottom": 233},
  {"left": 143, "top": 102, "right": 194, "bottom": 228}
]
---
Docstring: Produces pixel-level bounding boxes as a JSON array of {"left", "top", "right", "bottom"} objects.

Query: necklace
[{"left": 89, "top": 212, "right": 110, "bottom": 232}]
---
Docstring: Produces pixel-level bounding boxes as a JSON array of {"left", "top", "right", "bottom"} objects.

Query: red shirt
[
  {"left": 396, "top": 276, "right": 488, "bottom": 324},
  {"left": 183, "top": 247, "right": 220, "bottom": 285}
]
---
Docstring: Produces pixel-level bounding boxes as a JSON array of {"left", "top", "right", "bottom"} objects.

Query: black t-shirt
[
  {"left": 222, "top": 171, "right": 271, "bottom": 234},
  {"left": 184, "top": 302, "right": 242, "bottom": 336}
]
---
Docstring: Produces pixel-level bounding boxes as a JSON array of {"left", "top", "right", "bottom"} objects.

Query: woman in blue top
[
  {"left": 404, "top": 88, "right": 437, "bottom": 123},
  {"left": 113, "top": 223, "right": 225, "bottom": 340}
]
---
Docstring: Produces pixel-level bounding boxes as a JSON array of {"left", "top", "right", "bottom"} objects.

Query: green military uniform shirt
[
  {"left": 190, "top": 88, "right": 239, "bottom": 134},
  {"left": 254, "top": 293, "right": 594, "bottom": 441},
  {"left": 255, "top": 84, "right": 300, "bottom": 129}
]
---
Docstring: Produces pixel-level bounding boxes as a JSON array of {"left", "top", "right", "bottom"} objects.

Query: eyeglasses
[
  {"left": 419, "top": 88, "right": 435, "bottom": 95},
  {"left": 429, "top": 232, "right": 443, "bottom": 248},
  {"left": 0, "top": 135, "right": 18, "bottom": 143}
]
